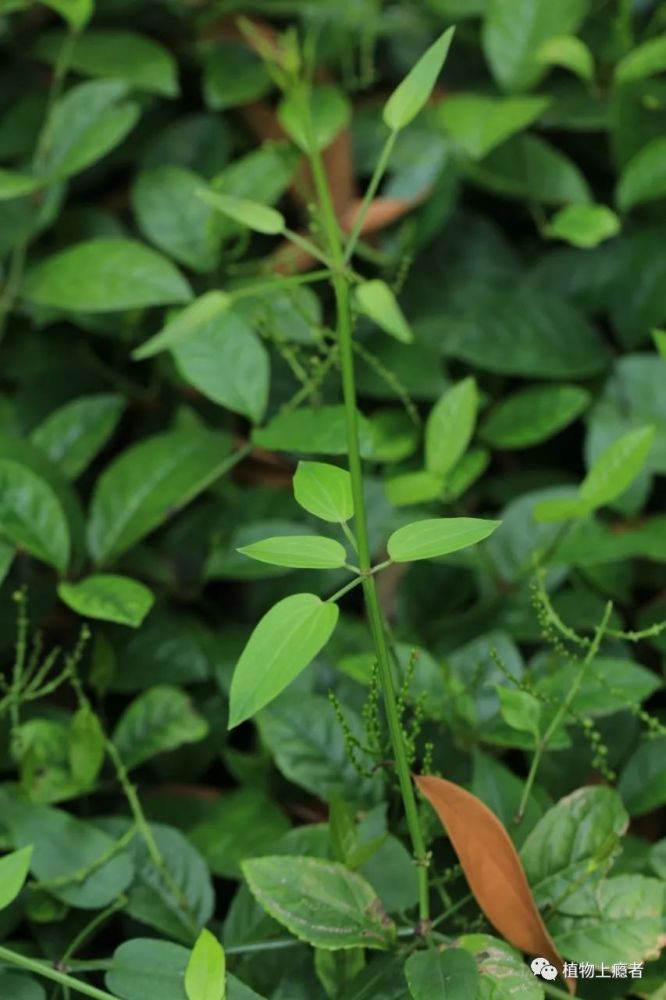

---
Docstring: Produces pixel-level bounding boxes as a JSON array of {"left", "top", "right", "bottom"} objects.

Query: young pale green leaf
[
  {"left": 197, "top": 189, "right": 285, "bottom": 235},
  {"left": 425, "top": 378, "right": 478, "bottom": 478},
  {"left": 173, "top": 311, "right": 269, "bottom": 425},
  {"left": 242, "top": 856, "right": 395, "bottom": 950},
  {"left": 0, "top": 458, "right": 70, "bottom": 574},
  {"left": 41, "top": 0, "right": 92, "bottom": 30},
  {"left": 387, "top": 517, "right": 500, "bottom": 562},
  {"left": 58, "top": 575, "right": 154, "bottom": 628},
  {"left": 385, "top": 470, "right": 443, "bottom": 508},
  {"left": 112, "top": 686, "right": 209, "bottom": 770},
  {"left": 532, "top": 496, "right": 591, "bottom": 524},
  {"left": 354, "top": 280, "right": 412, "bottom": 344},
  {"left": 0, "top": 168, "right": 41, "bottom": 201},
  {"left": 615, "top": 35, "right": 666, "bottom": 83},
  {"left": 278, "top": 86, "right": 351, "bottom": 152},
  {"left": 30, "top": 393, "right": 125, "bottom": 480},
  {"left": 185, "top": 929, "right": 226, "bottom": 1000},
  {"left": 132, "top": 292, "right": 232, "bottom": 360},
  {"left": 536, "top": 35, "right": 594, "bottom": 82},
  {"left": 383, "top": 26, "right": 455, "bottom": 131},
  {"left": 41, "top": 79, "right": 139, "bottom": 182},
  {"left": 497, "top": 688, "right": 541, "bottom": 742},
  {"left": 238, "top": 535, "right": 347, "bottom": 570},
  {"left": 405, "top": 948, "right": 479, "bottom": 1000},
  {"left": 22, "top": 239, "right": 192, "bottom": 312},
  {"left": 438, "top": 94, "right": 549, "bottom": 160},
  {"left": 547, "top": 203, "right": 620, "bottom": 248},
  {"left": 0, "top": 846, "right": 33, "bottom": 911},
  {"left": 293, "top": 461, "right": 354, "bottom": 523},
  {"left": 33, "top": 29, "right": 179, "bottom": 96},
  {"left": 88, "top": 427, "right": 233, "bottom": 565},
  {"left": 617, "top": 137, "right": 666, "bottom": 211},
  {"left": 580, "top": 425, "right": 655, "bottom": 508},
  {"left": 229, "top": 594, "right": 339, "bottom": 728},
  {"left": 480, "top": 385, "right": 590, "bottom": 449},
  {"left": 654, "top": 329, "right": 666, "bottom": 358}
]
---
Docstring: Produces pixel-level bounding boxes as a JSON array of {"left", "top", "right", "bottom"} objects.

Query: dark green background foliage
[{"left": 0, "top": 0, "right": 665, "bottom": 998}]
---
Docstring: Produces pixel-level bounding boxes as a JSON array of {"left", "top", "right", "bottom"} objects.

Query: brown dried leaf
[
  {"left": 340, "top": 195, "right": 425, "bottom": 235},
  {"left": 415, "top": 774, "right": 576, "bottom": 995}
]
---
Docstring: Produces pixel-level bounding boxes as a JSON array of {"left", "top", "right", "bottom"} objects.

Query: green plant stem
[
  {"left": 60, "top": 896, "right": 128, "bottom": 1000},
  {"left": 283, "top": 228, "right": 335, "bottom": 268},
  {"left": 305, "top": 109, "right": 430, "bottom": 925},
  {"left": 516, "top": 601, "right": 613, "bottom": 821},
  {"left": 230, "top": 269, "right": 332, "bottom": 301},
  {"left": 343, "top": 130, "right": 397, "bottom": 264},
  {"left": 0, "top": 945, "right": 117, "bottom": 1000}
]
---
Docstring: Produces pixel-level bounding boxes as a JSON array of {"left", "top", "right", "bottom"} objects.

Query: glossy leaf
[
  {"left": 22, "top": 239, "right": 192, "bottom": 312},
  {"left": 548, "top": 203, "right": 620, "bottom": 248},
  {"left": 404, "top": 948, "right": 478, "bottom": 1000},
  {"left": 0, "top": 168, "right": 41, "bottom": 201},
  {"left": 415, "top": 775, "right": 570, "bottom": 986},
  {"left": 238, "top": 535, "right": 347, "bottom": 570},
  {"left": 580, "top": 425, "right": 655, "bottom": 507},
  {"left": 387, "top": 517, "right": 500, "bottom": 562},
  {"left": 0, "top": 458, "right": 70, "bottom": 573},
  {"left": 617, "top": 137, "right": 666, "bottom": 211},
  {"left": 536, "top": 35, "right": 594, "bottom": 82},
  {"left": 480, "top": 385, "right": 590, "bottom": 449},
  {"left": 438, "top": 94, "right": 549, "bottom": 159},
  {"left": 112, "top": 686, "right": 209, "bottom": 770},
  {"left": 355, "top": 280, "right": 412, "bottom": 344},
  {"left": 425, "top": 378, "right": 478, "bottom": 477},
  {"left": 173, "top": 311, "right": 269, "bottom": 424},
  {"left": 58, "top": 574, "right": 154, "bottom": 627},
  {"left": 197, "top": 189, "right": 285, "bottom": 235},
  {"left": 132, "top": 292, "right": 231, "bottom": 360},
  {"left": 229, "top": 594, "right": 339, "bottom": 728},
  {"left": 383, "top": 27, "right": 455, "bottom": 131},
  {"left": 293, "top": 461, "right": 354, "bottom": 523},
  {"left": 33, "top": 29, "right": 179, "bottom": 96},
  {"left": 87, "top": 427, "right": 234, "bottom": 565},
  {"left": 278, "top": 86, "right": 351, "bottom": 152},
  {"left": 186, "top": 930, "right": 226, "bottom": 1000},
  {"left": 30, "top": 393, "right": 125, "bottom": 479},
  {"left": 0, "top": 846, "right": 33, "bottom": 911},
  {"left": 243, "top": 856, "right": 395, "bottom": 950},
  {"left": 616, "top": 35, "right": 666, "bottom": 83}
]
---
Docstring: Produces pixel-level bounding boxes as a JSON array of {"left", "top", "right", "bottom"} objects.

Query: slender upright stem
[
  {"left": 343, "top": 130, "right": 397, "bottom": 264},
  {"left": 0, "top": 945, "right": 118, "bottom": 1000},
  {"left": 304, "top": 112, "right": 430, "bottom": 923}
]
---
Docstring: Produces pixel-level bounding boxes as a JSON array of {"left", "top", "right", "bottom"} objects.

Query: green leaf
[
  {"left": 0, "top": 458, "right": 70, "bottom": 573},
  {"left": 404, "top": 948, "right": 479, "bottom": 1000},
  {"left": 387, "top": 517, "right": 500, "bottom": 562},
  {"left": 616, "top": 35, "right": 666, "bottom": 83},
  {"left": 112, "top": 686, "right": 209, "bottom": 770},
  {"left": 536, "top": 657, "right": 661, "bottom": 717},
  {"left": 0, "top": 168, "right": 41, "bottom": 201},
  {"left": 483, "top": 0, "right": 589, "bottom": 92},
  {"left": 186, "top": 930, "right": 225, "bottom": 1000},
  {"left": 468, "top": 132, "right": 591, "bottom": 204},
  {"left": 68, "top": 707, "right": 105, "bottom": 789},
  {"left": 654, "top": 328, "right": 666, "bottom": 358},
  {"left": 550, "top": 875, "right": 664, "bottom": 965},
  {"left": 253, "top": 406, "right": 374, "bottom": 457},
  {"left": 385, "top": 470, "right": 443, "bottom": 508},
  {"left": 30, "top": 393, "right": 125, "bottom": 480},
  {"left": 480, "top": 385, "right": 590, "bottom": 449},
  {"left": 229, "top": 594, "right": 339, "bottom": 728},
  {"left": 532, "top": 496, "right": 590, "bottom": 524},
  {"left": 22, "top": 239, "right": 192, "bottom": 312},
  {"left": 243, "top": 856, "right": 395, "bottom": 950},
  {"left": 87, "top": 427, "right": 233, "bottom": 565},
  {"left": 497, "top": 688, "right": 541, "bottom": 741},
  {"left": 15, "top": 714, "right": 103, "bottom": 803},
  {"left": 41, "top": 79, "right": 139, "bottom": 182},
  {"left": 536, "top": 35, "right": 594, "bottom": 82},
  {"left": 0, "top": 846, "right": 33, "bottom": 910},
  {"left": 293, "top": 461, "right": 354, "bottom": 523},
  {"left": 278, "top": 86, "right": 351, "bottom": 152},
  {"left": 58, "top": 574, "right": 154, "bottom": 627},
  {"left": 383, "top": 27, "right": 455, "bottom": 131},
  {"left": 617, "top": 137, "right": 666, "bottom": 211},
  {"left": 173, "top": 310, "right": 269, "bottom": 424},
  {"left": 548, "top": 203, "right": 620, "bottom": 248},
  {"left": 580, "top": 425, "right": 655, "bottom": 508},
  {"left": 197, "top": 189, "right": 285, "bottom": 235},
  {"left": 189, "top": 789, "right": 290, "bottom": 880},
  {"left": 0, "top": 973, "right": 46, "bottom": 999},
  {"left": 202, "top": 41, "right": 271, "bottom": 111},
  {"left": 238, "top": 535, "right": 347, "bottom": 570},
  {"left": 40, "top": 0, "right": 92, "bottom": 30},
  {"left": 457, "top": 935, "right": 542, "bottom": 1000},
  {"left": 34, "top": 29, "right": 179, "bottom": 96},
  {"left": 425, "top": 378, "right": 478, "bottom": 477},
  {"left": 133, "top": 292, "right": 232, "bottom": 360},
  {"left": 521, "top": 787, "right": 628, "bottom": 911},
  {"left": 618, "top": 736, "right": 666, "bottom": 817},
  {"left": 438, "top": 94, "right": 549, "bottom": 159},
  {"left": 355, "top": 280, "right": 412, "bottom": 344},
  {"left": 5, "top": 797, "right": 134, "bottom": 909},
  {"left": 133, "top": 166, "right": 221, "bottom": 273}
]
